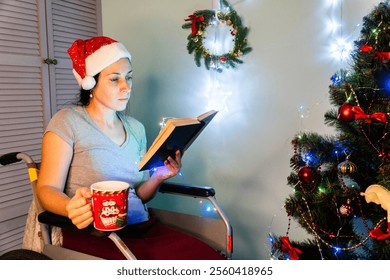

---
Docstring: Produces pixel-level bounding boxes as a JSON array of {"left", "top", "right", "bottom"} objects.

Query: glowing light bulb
[
  {"left": 211, "top": 18, "right": 219, "bottom": 26},
  {"left": 318, "top": 187, "right": 325, "bottom": 193},
  {"left": 331, "top": 73, "right": 342, "bottom": 84},
  {"left": 384, "top": 76, "right": 390, "bottom": 92},
  {"left": 329, "top": 0, "right": 339, "bottom": 5},
  {"left": 327, "top": 19, "right": 341, "bottom": 33},
  {"left": 330, "top": 37, "right": 352, "bottom": 61},
  {"left": 298, "top": 105, "right": 310, "bottom": 119}
]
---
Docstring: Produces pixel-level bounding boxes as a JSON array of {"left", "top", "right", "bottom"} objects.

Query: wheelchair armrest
[
  {"left": 37, "top": 211, "right": 109, "bottom": 238},
  {"left": 159, "top": 182, "right": 215, "bottom": 197}
]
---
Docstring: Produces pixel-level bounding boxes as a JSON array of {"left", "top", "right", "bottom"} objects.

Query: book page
[{"left": 170, "top": 117, "right": 199, "bottom": 126}]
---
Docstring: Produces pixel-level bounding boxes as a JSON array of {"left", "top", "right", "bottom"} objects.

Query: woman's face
[{"left": 92, "top": 57, "right": 133, "bottom": 112}]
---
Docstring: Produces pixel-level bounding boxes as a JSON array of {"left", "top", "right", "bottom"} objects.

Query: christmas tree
[{"left": 270, "top": 1, "right": 390, "bottom": 260}]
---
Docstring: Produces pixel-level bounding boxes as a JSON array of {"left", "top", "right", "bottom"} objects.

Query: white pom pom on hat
[
  {"left": 81, "top": 76, "right": 96, "bottom": 90},
  {"left": 67, "top": 36, "right": 132, "bottom": 90}
]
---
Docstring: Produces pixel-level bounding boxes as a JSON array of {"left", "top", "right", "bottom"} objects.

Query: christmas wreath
[{"left": 182, "top": 2, "right": 252, "bottom": 72}]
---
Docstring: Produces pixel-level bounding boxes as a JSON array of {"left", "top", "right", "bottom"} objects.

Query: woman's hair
[{"left": 77, "top": 73, "right": 100, "bottom": 106}]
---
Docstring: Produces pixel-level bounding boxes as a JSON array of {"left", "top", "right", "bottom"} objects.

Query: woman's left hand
[
  {"left": 138, "top": 150, "right": 182, "bottom": 202},
  {"left": 153, "top": 150, "right": 182, "bottom": 180}
]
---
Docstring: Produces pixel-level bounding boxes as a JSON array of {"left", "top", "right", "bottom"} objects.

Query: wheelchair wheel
[{"left": 0, "top": 249, "right": 51, "bottom": 260}]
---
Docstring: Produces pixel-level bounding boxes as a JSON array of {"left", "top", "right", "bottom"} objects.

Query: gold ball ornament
[{"left": 337, "top": 159, "right": 358, "bottom": 174}]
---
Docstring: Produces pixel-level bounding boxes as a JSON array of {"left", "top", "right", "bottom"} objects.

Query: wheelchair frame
[{"left": 0, "top": 152, "right": 233, "bottom": 260}]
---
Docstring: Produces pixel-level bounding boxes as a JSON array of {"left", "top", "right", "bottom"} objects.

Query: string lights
[
  {"left": 297, "top": 0, "right": 363, "bottom": 124},
  {"left": 327, "top": 0, "right": 354, "bottom": 62}
]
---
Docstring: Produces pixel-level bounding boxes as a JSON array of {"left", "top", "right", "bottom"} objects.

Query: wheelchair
[{"left": 0, "top": 152, "right": 233, "bottom": 260}]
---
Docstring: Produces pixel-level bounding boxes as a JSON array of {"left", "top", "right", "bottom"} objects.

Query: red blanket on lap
[{"left": 62, "top": 216, "right": 226, "bottom": 260}]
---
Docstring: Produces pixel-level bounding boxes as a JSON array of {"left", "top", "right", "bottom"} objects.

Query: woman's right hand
[{"left": 65, "top": 187, "right": 94, "bottom": 229}]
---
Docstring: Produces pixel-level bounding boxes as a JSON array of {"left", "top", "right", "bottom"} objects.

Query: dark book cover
[{"left": 138, "top": 110, "right": 217, "bottom": 171}]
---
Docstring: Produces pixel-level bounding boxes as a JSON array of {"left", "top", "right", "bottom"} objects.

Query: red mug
[{"left": 91, "top": 181, "right": 130, "bottom": 231}]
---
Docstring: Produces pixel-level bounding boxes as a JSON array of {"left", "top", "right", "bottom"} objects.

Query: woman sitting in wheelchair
[{"left": 35, "top": 36, "right": 225, "bottom": 260}]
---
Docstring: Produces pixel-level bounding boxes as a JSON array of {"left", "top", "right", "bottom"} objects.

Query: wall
[{"left": 101, "top": 0, "right": 381, "bottom": 259}]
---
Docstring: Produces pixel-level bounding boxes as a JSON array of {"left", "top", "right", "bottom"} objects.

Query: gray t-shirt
[{"left": 45, "top": 106, "right": 150, "bottom": 224}]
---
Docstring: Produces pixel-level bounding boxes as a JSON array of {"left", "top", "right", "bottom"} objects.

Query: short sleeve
[{"left": 45, "top": 108, "right": 76, "bottom": 147}]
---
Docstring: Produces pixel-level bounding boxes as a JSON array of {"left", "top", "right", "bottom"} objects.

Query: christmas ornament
[
  {"left": 361, "top": 184, "right": 390, "bottom": 240},
  {"left": 280, "top": 236, "right": 303, "bottom": 260},
  {"left": 298, "top": 195, "right": 372, "bottom": 253},
  {"left": 357, "top": 98, "right": 390, "bottom": 160},
  {"left": 337, "top": 158, "right": 358, "bottom": 174},
  {"left": 339, "top": 199, "right": 354, "bottom": 216},
  {"left": 360, "top": 44, "right": 390, "bottom": 60},
  {"left": 359, "top": 45, "right": 373, "bottom": 53},
  {"left": 182, "top": 0, "right": 252, "bottom": 72},
  {"left": 338, "top": 103, "right": 356, "bottom": 122},
  {"left": 298, "top": 166, "right": 316, "bottom": 184},
  {"left": 368, "top": 222, "right": 390, "bottom": 240},
  {"left": 185, "top": 14, "right": 205, "bottom": 35},
  {"left": 351, "top": 106, "right": 387, "bottom": 123}
]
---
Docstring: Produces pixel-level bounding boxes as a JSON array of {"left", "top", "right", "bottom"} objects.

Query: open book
[{"left": 138, "top": 110, "right": 218, "bottom": 171}]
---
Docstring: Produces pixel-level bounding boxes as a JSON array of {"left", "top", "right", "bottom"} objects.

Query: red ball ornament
[
  {"left": 298, "top": 166, "right": 316, "bottom": 184},
  {"left": 338, "top": 103, "right": 356, "bottom": 122}
]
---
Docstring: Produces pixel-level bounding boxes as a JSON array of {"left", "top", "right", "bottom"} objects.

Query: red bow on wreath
[
  {"left": 359, "top": 45, "right": 390, "bottom": 60},
  {"left": 351, "top": 106, "right": 388, "bottom": 123},
  {"left": 280, "top": 236, "right": 303, "bottom": 260},
  {"left": 185, "top": 14, "right": 205, "bottom": 35}
]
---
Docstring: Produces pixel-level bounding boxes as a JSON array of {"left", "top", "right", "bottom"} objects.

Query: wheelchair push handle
[
  {"left": 0, "top": 152, "right": 22, "bottom": 165},
  {"left": 0, "top": 152, "right": 34, "bottom": 166}
]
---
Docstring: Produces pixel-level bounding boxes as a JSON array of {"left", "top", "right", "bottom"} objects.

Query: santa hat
[{"left": 67, "top": 36, "right": 132, "bottom": 90}]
